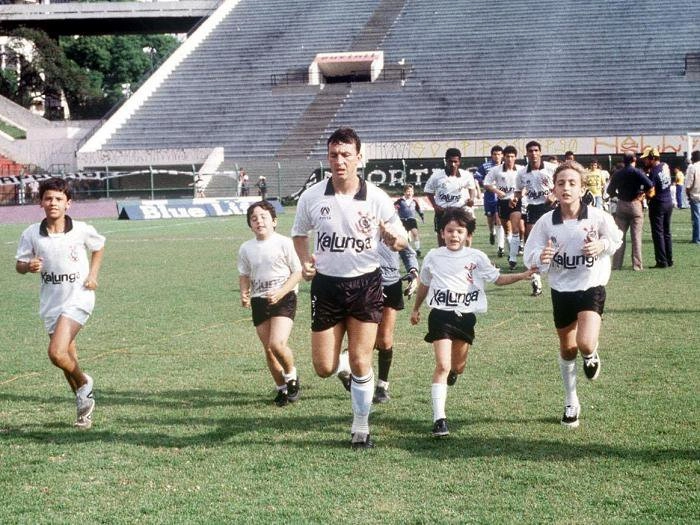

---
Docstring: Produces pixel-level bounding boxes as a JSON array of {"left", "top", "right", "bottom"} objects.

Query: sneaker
[
  {"left": 446, "top": 370, "right": 458, "bottom": 386},
  {"left": 286, "top": 377, "right": 300, "bottom": 402},
  {"left": 497, "top": 247, "right": 504, "bottom": 258},
  {"left": 561, "top": 404, "right": 580, "bottom": 428},
  {"left": 582, "top": 351, "right": 601, "bottom": 381},
  {"left": 274, "top": 389, "right": 289, "bottom": 407},
  {"left": 337, "top": 370, "right": 351, "bottom": 392},
  {"left": 489, "top": 232, "right": 495, "bottom": 245},
  {"left": 432, "top": 418, "right": 449, "bottom": 437},
  {"left": 75, "top": 374, "right": 94, "bottom": 429},
  {"left": 518, "top": 244, "right": 524, "bottom": 255},
  {"left": 508, "top": 260, "right": 517, "bottom": 271},
  {"left": 373, "top": 385, "right": 390, "bottom": 404},
  {"left": 531, "top": 280, "right": 542, "bottom": 296},
  {"left": 350, "top": 432, "right": 374, "bottom": 449},
  {"left": 416, "top": 249, "right": 422, "bottom": 258}
]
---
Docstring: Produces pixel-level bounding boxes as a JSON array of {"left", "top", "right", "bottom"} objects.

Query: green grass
[
  {"left": 0, "top": 119, "right": 27, "bottom": 140},
  {"left": 1, "top": 209, "right": 698, "bottom": 524}
]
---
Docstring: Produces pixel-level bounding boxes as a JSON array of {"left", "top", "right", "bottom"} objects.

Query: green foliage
[
  {"left": 0, "top": 210, "right": 697, "bottom": 523},
  {"left": 0, "top": 118, "right": 27, "bottom": 139}
]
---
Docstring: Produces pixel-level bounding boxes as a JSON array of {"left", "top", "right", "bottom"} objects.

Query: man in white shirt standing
[
  {"left": 685, "top": 150, "right": 700, "bottom": 245},
  {"left": 292, "top": 127, "right": 407, "bottom": 449}
]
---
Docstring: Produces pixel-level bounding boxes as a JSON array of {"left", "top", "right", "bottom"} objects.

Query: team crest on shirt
[
  {"left": 319, "top": 206, "right": 331, "bottom": 220},
  {"left": 463, "top": 262, "right": 477, "bottom": 284},
  {"left": 583, "top": 226, "right": 598, "bottom": 242},
  {"left": 355, "top": 211, "right": 375, "bottom": 235},
  {"left": 68, "top": 244, "right": 80, "bottom": 262}
]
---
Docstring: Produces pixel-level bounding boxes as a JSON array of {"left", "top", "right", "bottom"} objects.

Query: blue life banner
[{"left": 117, "top": 197, "right": 283, "bottom": 220}]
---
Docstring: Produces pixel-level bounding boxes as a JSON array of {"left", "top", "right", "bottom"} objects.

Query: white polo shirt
[
  {"left": 237, "top": 232, "right": 301, "bottom": 298},
  {"left": 292, "top": 177, "right": 405, "bottom": 278},
  {"left": 517, "top": 161, "right": 556, "bottom": 205},
  {"left": 484, "top": 165, "right": 520, "bottom": 200},
  {"left": 16, "top": 216, "right": 105, "bottom": 327},
  {"left": 424, "top": 169, "right": 476, "bottom": 209},
  {"left": 419, "top": 246, "right": 501, "bottom": 314}
]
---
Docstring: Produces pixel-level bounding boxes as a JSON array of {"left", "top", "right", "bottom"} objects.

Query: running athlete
[
  {"left": 476, "top": 145, "right": 504, "bottom": 253},
  {"left": 292, "top": 127, "right": 407, "bottom": 449},
  {"left": 410, "top": 208, "right": 535, "bottom": 437},
  {"left": 15, "top": 177, "right": 105, "bottom": 429},
  {"left": 524, "top": 161, "right": 622, "bottom": 429},
  {"left": 394, "top": 184, "right": 425, "bottom": 257},
  {"left": 373, "top": 242, "right": 419, "bottom": 404},
  {"left": 484, "top": 145, "right": 522, "bottom": 269},
  {"left": 238, "top": 201, "right": 302, "bottom": 407},
  {"left": 515, "top": 140, "right": 557, "bottom": 295},
  {"left": 424, "top": 148, "right": 477, "bottom": 247}
]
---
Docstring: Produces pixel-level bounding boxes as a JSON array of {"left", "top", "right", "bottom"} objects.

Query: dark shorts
[
  {"left": 424, "top": 309, "right": 476, "bottom": 344},
  {"left": 401, "top": 218, "right": 419, "bottom": 231},
  {"left": 310, "top": 269, "right": 383, "bottom": 331},
  {"left": 497, "top": 198, "right": 522, "bottom": 222},
  {"left": 484, "top": 197, "right": 498, "bottom": 216},
  {"left": 251, "top": 292, "right": 297, "bottom": 327},
  {"left": 383, "top": 280, "right": 405, "bottom": 311},
  {"left": 526, "top": 202, "right": 555, "bottom": 225},
  {"left": 551, "top": 286, "right": 606, "bottom": 329}
]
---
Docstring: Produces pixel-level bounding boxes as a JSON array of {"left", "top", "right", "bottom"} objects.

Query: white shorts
[{"left": 43, "top": 306, "right": 91, "bottom": 334}]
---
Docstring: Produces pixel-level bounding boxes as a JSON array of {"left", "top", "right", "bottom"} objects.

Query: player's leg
[
  {"left": 431, "top": 339, "right": 452, "bottom": 436},
  {"left": 374, "top": 306, "right": 396, "bottom": 403},
  {"left": 508, "top": 210, "right": 521, "bottom": 269},
  {"left": 310, "top": 323, "right": 345, "bottom": 378},
  {"left": 267, "top": 315, "right": 300, "bottom": 401},
  {"left": 347, "top": 317, "right": 378, "bottom": 446},
  {"left": 576, "top": 310, "right": 603, "bottom": 381},
  {"left": 255, "top": 319, "right": 285, "bottom": 386},
  {"left": 411, "top": 227, "right": 421, "bottom": 256},
  {"left": 556, "top": 322, "right": 581, "bottom": 428},
  {"left": 526, "top": 219, "right": 543, "bottom": 296}
]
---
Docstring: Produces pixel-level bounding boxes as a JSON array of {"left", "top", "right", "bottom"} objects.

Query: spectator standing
[
  {"left": 671, "top": 165, "right": 685, "bottom": 209},
  {"left": 685, "top": 150, "right": 700, "bottom": 244},
  {"left": 256, "top": 176, "right": 268, "bottom": 200},
  {"left": 641, "top": 147, "right": 674, "bottom": 268},
  {"left": 605, "top": 152, "right": 653, "bottom": 271}
]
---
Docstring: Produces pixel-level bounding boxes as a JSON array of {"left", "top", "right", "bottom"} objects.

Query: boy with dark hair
[
  {"left": 15, "top": 177, "right": 105, "bottom": 429},
  {"left": 410, "top": 207, "right": 535, "bottom": 437}
]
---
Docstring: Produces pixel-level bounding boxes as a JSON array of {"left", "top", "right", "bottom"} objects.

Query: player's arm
[
  {"left": 84, "top": 247, "right": 104, "bottom": 290},
  {"left": 293, "top": 235, "right": 316, "bottom": 281},
  {"left": 16, "top": 257, "right": 42, "bottom": 274},
  {"left": 239, "top": 275, "right": 251, "bottom": 308},
  {"left": 494, "top": 267, "right": 536, "bottom": 285},
  {"left": 409, "top": 281, "right": 429, "bottom": 325},
  {"left": 267, "top": 270, "right": 302, "bottom": 305}
]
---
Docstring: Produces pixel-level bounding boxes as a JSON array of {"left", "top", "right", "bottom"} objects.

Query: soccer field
[{"left": 1, "top": 209, "right": 698, "bottom": 523}]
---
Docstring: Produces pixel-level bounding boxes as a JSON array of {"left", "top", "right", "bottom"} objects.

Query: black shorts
[
  {"left": 551, "top": 286, "right": 606, "bottom": 329},
  {"left": 383, "top": 280, "right": 404, "bottom": 311},
  {"left": 401, "top": 218, "right": 419, "bottom": 231},
  {"left": 497, "top": 199, "right": 522, "bottom": 222},
  {"left": 251, "top": 292, "right": 297, "bottom": 327},
  {"left": 424, "top": 309, "right": 476, "bottom": 344},
  {"left": 310, "top": 269, "right": 383, "bottom": 331},
  {"left": 526, "top": 202, "right": 554, "bottom": 225}
]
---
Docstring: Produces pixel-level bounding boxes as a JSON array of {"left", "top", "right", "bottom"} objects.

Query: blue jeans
[{"left": 690, "top": 199, "right": 700, "bottom": 244}]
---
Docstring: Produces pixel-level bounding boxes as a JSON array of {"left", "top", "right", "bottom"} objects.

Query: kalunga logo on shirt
[
  {"left": 552, "top": 252, "right": 596, "bottom": 269},
  {"left": 317, "top": 232, "right": 372, "bottom": 253},
  {"left": 41, "top": 271, "right": 81, "bottom": 284},
  {"left": 430, "top": 289, "right": 480, "bottom": 307}
]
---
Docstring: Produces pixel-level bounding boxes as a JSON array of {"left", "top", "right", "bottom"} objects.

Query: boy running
[
  {"left": 15, "top": 177, "right": 105, "bottom": 429},
  {"left": 524, "top": 161, "right": 623, "bottom": 428},
  {"left": 238, "top": 201, "right": 302, "bottom": 407},
  {"left": 410, "top": 208, "right": 535, "bottom": 437},
  {"left": 394, "top": 184, "right": 425, "bottom": 257}
]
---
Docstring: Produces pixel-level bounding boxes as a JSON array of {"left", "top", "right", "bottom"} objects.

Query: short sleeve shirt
[
  {"left": 517, "top": 162, "right": 555, "bottom": 205},
  {"left": 237, "top": 232, "right": 301, "bottom": 297},
  {"left": 423, "top": 169, "right": 476, "bottom": 209},
  {"left": 484, "top": 165, "right": 519, "bottom": 200}
]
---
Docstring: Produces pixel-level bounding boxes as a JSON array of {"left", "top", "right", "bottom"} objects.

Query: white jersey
[
  {"left": 419, "top": 246, "right": 501, "bottom": 314},
  {"left": 517, "top": 162, "right": 556, "bottom": 205},
  {"left": 291, "top": 177, "right": 405, "bottom": 278},
  {"left": 237, "top": 232, "right": 301, "bottom": 298},
  {"left": 524, "top": 205, "right": 623, "bottom": 292},
  {"left": 15, "top": 217, "right": 105, "bottom": 324},
  {"left": 423, "top": 169, "right": 475, "bottom": 209},
  {"left": 484, "top": 164, "right": 519, "bottom": 200}
]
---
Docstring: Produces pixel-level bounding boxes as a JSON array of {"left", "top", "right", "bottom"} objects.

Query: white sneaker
[
  {"left": 561, "top": 404, "right": 580, "bottom": 428},
  {"left": 75, "top": 374, "right": 95, "bottom": 429}
]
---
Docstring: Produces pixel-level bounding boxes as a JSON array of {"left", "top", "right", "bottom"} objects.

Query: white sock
[
  {"left": 509, "top": 234, "right": 520, "bottom": 261},
  {"left": 414, "top": 240, "right": 421, "bottom": 251},
  {"left": 282, "top": 367, "right": 297, "bottom": 383},
  {"left": 431, "top": 383, "right": 447, "bottom": 422},
  {"left": 276, "top": 383, "right": 287, "bottom": 392},
  {"left": 376, "top": 379, "right": 389, "bottom": 390},
  {"left": 558, "top": 355, "right": 578, "bottom": 407},
  {"left": 497, "top": 226, "right": 505, "bottom": 248},
  {"left": 351, "top": 370, "right": 374, "bottom": 434},
  {"left": 335, "top": 351, "right": 350, "bottom": 376}
]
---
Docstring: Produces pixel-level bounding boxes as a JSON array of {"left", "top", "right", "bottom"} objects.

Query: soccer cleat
[
  {"left": 531, "top": 280, "right": 543, "bottom": 296},
  {"left": 446, "top": 370, "right": 458, "bottom": 386},
  {"left": 416, "top": 249, "right": 422, "bottom": 258},
  {"left": 75, "top": 374, "right": 95, "bottom": 429},
  {"left": 373, "top": 385, "right": 390, "bottom": 404},
  {"left": 561, "top": 404, "right": 580, "bottom": 428},
  {"left": 286, "top": 377, "right": 300, "bottom": 402},
  {"left": 432, "top": 418, "right": 449, "bottom": 437},
  {"left": 351, "top": 432, "right": 375, "bottom": 449},
  {"left": 508, "top": 260, "right": 517, "bottom": 271},
  {"left": 489, "top": 232, "right": 496, "bottom": 245},
  {"left": 582, "top": 351, "right": 601, "bottom": 381},
  {"left": 497, "top": 247, "right": 504, "bottom": 258},
  {"left": 274, "top": 390, "right": 289, "bottom": 407},
  {"left": 518, "top": 244, "right": 524, "bottom": 255},
  {"left": 337, "top": 370, "right": 351, "bottom": 392}
]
